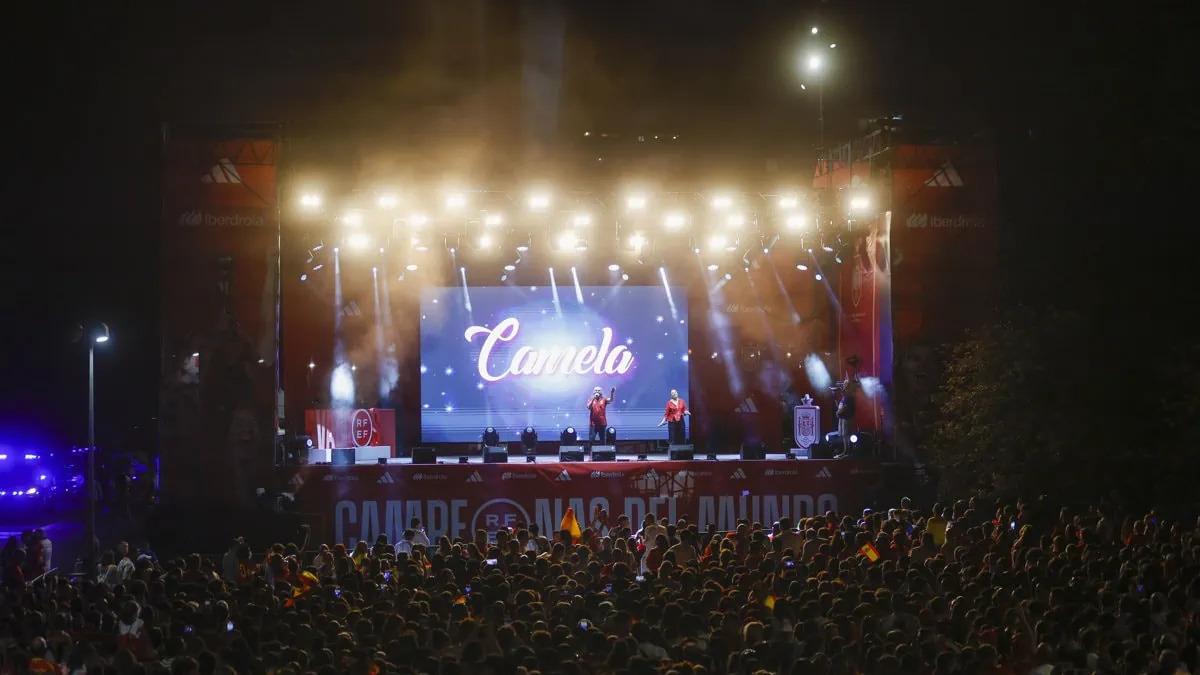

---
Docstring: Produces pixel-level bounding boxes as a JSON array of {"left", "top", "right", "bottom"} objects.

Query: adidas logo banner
[
  {"left": 814, "top": 467, "right": 833, "bottom": 478},
  {"left": 923, "top": 161, "right": 963, "bottom": 187},
  {"left": 736, "top": 397, "right": 759, "bottom": 414},
  {"left": 466, "top": 471, "right": 484, "bottom": 483},
  {"left": 729, "top": 468, "right": 747, "bottom": 479},
  {"left": 200, "top": 158, "right": 244, "bottom": 184},
  {"left": 377, "top": 473, "right": 396, "bottom": 484},
  {"left": 555, "top": 470, "right": 572, "bottom": 482}
]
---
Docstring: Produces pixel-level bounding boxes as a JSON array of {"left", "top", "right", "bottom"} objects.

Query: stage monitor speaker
[
  {"left": 483, "top": 446, "right": 508, "bottom": 463},
  {"left": 740, "top": 443, "right": 767, "bottom": 461},
  {"left": 810, "top": 442, "right": 835, "bottom": 460},
  {"left": 331, "top": 448, "right": 355, "bottom": 466},
  {"left": 559, "top": 446, "right": 585, "bottom": 462},
  {"left": 411, "top": 447, "right": 437, "bottom": 464},
  {"left": 668, "top": 444, "right": 694, "bottom": 460},
  {"left": 591, "top": 446, "right": 616, "bottom": 461}
]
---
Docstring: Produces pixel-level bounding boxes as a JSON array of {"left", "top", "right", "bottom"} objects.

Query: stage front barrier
[{"left": 277, "top": 460, "right": 884, "bottom": 547}]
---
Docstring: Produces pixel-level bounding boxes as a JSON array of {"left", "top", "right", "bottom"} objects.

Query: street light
[{"left": 75, "top": 322, "right": 110, "bottom": 577}]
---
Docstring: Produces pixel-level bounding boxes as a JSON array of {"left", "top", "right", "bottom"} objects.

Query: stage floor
[{"left": 309, "top": 451, "right": 815, "bottom": 466}]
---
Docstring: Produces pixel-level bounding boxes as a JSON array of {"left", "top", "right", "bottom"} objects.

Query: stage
[{"left": 275, "top": 457, "right": 885, "bottom": 546}]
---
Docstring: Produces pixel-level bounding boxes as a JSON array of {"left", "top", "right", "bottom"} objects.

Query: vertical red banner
[
  {"left": 837, "top": 220, "right": 887, "bottom": 435},
  {"left": 159, "top": 129, "right": 280, "bottom": 509}
]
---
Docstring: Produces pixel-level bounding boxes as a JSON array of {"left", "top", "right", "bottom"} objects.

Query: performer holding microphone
[
  {"left": 657, "top": 389, "right": 690, "bottom": 444},
  {"left": 587, "top": 385, "right": 616, "bottom": 443}
]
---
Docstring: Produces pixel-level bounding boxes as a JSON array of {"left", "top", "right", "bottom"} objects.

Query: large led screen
[{"left": 420, "top": 285, "right": 689, "bottom": 442}]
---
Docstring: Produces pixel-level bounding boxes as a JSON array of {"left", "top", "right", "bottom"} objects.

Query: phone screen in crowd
[
  {"left": 1011, "top": 521, "right": 1017, "bottom": 530},
  {"left": 635, "top": 575, "right": 646, "bottom": 583},
  {"left": 184, "top": 626, "right": 194, "bottom": 634},
  {"left": 578, "top": 620, "right": 590, "bottom": 630},
  {"left": 605, "top": 584, "right": 613, "bottom": 593},
  {"left": 226, "top": 621, "right": 235, "bottom": 633},
  {"left": 785, "top": 561, "right": 796, "bottom": 568},
  {"left": 383, "top": 571, "right": 391, "bottom": 581},
  {"left": 486, "top": 559, "right": 498, "bottom": 566},
  {"left": 334, "top": 589, "right": 342, "bottom": 598},
  {"left": 465, "top": 585, "right": 472, "bottom": 594}
]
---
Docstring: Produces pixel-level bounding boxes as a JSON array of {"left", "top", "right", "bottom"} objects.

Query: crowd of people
[{"left": 2, "top": 498, "right": 1199, "bottom": 675}]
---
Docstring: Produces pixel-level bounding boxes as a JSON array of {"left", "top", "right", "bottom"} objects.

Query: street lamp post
[
  {"left": 85, "top": 323, "right": 110, "bottom": 577},
  {"left": 801, "top": 28, "right": 837, "bottom": 188}
]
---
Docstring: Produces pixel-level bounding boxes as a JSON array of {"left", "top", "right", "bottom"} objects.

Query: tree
[{"left": 928, "top": 307, "right": 1094, "bottom": 500}]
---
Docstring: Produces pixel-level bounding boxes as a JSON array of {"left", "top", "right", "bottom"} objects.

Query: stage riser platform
[{"left": 277, "top": 459, "right": 882, "bottom": 547}]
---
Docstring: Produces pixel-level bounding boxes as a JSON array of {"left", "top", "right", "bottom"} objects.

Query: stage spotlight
[
  {"left": 626, "top": 194, "right": 647, "bottom": 211},
  {"left": 849, "top": 194, "right": 871, "bottom": 213},
  {"left": 707, "top": 264, "right": 719, "bottom": 271},
  {"left": 605, "top": 427, "right": 617, "bottom": 443},
  {"left": 711, "top": 194, "right": 733, "bottom": 210},
  {"left": 409, "top": 212, "right": 429, "bottom": 227},
  {"left": 708, "top": 234, "right": 727, "bottom": 251},
  {"left": 377, "top": 193, "right": 398, "bottom": 209},
  {"left": 528, "top": 192, "right": 551, "bottom": 211},
  {"left": 342, "top": 211, "right": 364, "bottom": 228},
  {"left": 723, "top": 273, "right": 732, "bottom": 280},
  {"left": 406, "top": 263, "right": 419, "bottom": 271},
  {"left": 482, "top": 426, "right": 500, "bottom": 446},
  {"left": 621, "top": 273, "right": 630, "bottom": 281},
  {"left": 607, "top": 263, "right": 619, "bottom": 271},
  {"left": 664, "top": 212, "right": 686, "bottom": 230},
  {"left": 822, "top": 242, "right": 835, "bottom": 252},
  {"left": 521, "top": 426, "right": 538, "bottom": 452},
  {"left": 815, "top": 273, "right": 823, "bottom": 281},
  {"left": 628, "top": 233, "right": 646, "bottom": 249},
  {"left": 573, "top": 213, "right": 592, "bottom": 227},
  {"left": 560, "top": 427, "right": 578, "bottom": 444},
  {"left": 446, "top": 192, "right": 467, "bottom": 210},
  {"left": 557, "top": 231, "right": 578, "bottom": 251},
  {"left": 503, "top": 263, "right": 516, "bottom": 271},
  {"left": 796, "top": 263, "right": 809, "bottom": 271},
  {"left": 778, "top": 194, "right": 798, "bottom": 209},
  {"left": 726, "top": 213, "right": 745, "bottom": 228},
  {"left": 478, "top": 234, "right": 493, "bottom": 249},
  {"left": 300, "top": 193, "right": 322, "bottom": 209},
  {"left": 347, "top": 232, "right": 371, "bottom": 249},
  {"left": 786, "top": 214, "right": 807, "bottom": 231},
  {"left": 484, "top": 212, "right": 503, "bottom": 227},
  {"left": 835, "top": 254, "right": 843, "bottom": 264},
  {"left": 849, "top": 433, "right": 859, "bottom": 444}
]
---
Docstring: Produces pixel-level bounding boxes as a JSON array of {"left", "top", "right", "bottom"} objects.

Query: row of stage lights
[{"left": 294, "top": 186, "right": 874, "bottom": 281}]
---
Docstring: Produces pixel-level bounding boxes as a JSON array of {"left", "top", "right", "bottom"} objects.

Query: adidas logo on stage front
[
  {"left": 466, "top": 471, "right": 484, "bottom": 483},
  {"left": 377, "top": 473, "right": 396, "bottom": 484},
  {"left": 288, "top": 474, "right": 304, "bottom": 487},
  {"left": 729, "top": 468, "right": 747, "bottom": 479},
  {"left": 555, "top": 470, "right": 571, "bottom": 482},
  {"left": 736, "top": 397, "right": 758, "bottom": 413},
  {"left": 814, "top": 467, "right": 833, "bottom": 479}
]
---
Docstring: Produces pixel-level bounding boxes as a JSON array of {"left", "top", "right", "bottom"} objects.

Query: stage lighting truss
[
  {"left": 560, "top": 426, "right": 578, "bottom": 444},
  {"left": 290, "top": 186, "right": 873, "bottom": 271}
]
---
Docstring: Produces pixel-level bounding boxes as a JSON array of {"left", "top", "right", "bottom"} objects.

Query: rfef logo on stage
[{"left": 352, "top": 409, "right": 374, "bottom": 447}]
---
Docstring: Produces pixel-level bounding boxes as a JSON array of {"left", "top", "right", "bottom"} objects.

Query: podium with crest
[{"left": 792, "top": 394, "right": 821, "bottom": 458}]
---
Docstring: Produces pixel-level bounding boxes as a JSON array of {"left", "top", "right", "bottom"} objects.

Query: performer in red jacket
[{"left": 657, "top": 389, "right": 690, "bottom": 444}]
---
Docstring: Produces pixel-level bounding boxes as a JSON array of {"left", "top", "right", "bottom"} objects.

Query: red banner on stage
[
  {"left": 278, "top": 460, "right": 883, "bottom": 547},
  {"left": 305, "top": 408, "right": 397, "bottom": 451}
]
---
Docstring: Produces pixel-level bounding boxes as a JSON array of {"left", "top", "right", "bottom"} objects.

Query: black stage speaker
[
  {"left": 331, "top": 448, "right": 355, "bottom": 466},
  {"left": 559, "top": 446, "right": 586, "bottom": 462},
  {"left": 483, "top": 446, "right": 509, "bottom": 463},
  {"left": 591, "top": 446, "right": 617, "bottom": 461},
  {"left": 668, "top": 444, "right": 694, "bottom": 460},
  {"left": 809, "top": 442, "right": 835, "bottom": 460},
  {"left": 740, "top": 443, "right": 767, "bottom": 461},
  {"left": 411, "top": 447, "right": 437, "bottom": 464}
]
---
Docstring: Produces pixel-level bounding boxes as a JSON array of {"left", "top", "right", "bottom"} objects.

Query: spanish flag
[
  {"left": 284, "top": 570, "right": 321, "bottom": 608},
  {"left": 859, "top": 542, "right": 881, "bottom": 563},
  {"left": 29, "top": 659, "right": 55, "bottom": 675},
  {"left": 561, "top": 508, "right": 583, "bottom": 543}
]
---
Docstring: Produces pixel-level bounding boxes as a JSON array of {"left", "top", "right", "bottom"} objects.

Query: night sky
[{"left": 1, "top": 1, "right": 1192, "bottom": 450}]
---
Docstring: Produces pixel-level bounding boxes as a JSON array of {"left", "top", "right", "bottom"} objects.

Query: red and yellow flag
[
  {"left": 284, "top": 570, "right": 321, "bottom": 608},
  {"left": 859, "top": 542, "right": 881, "bottom": 563},
  {"left": 561, "top": 507, "right": 583, "bottom": 543}
]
